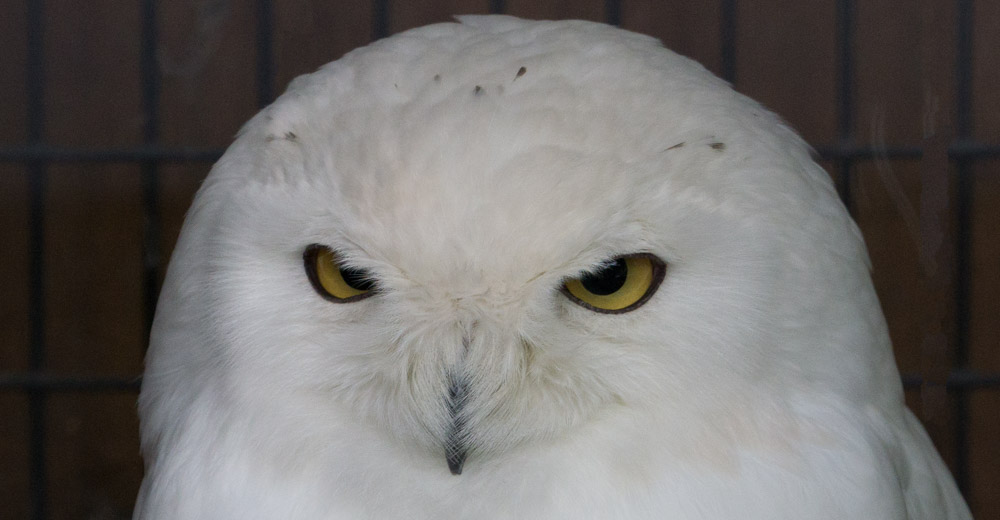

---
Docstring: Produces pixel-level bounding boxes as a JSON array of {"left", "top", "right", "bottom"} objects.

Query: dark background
[{"left": 1, "top": 0, "right": 998, "bottom": 518}]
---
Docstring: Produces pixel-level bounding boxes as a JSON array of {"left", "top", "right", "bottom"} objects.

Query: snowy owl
[{"left": 134, "top": 16, "right": 972, "bottom": 520}]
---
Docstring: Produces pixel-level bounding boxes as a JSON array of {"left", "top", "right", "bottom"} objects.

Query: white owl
[{"left": 134, "top": 16, "right": 972, "bottom": 520}]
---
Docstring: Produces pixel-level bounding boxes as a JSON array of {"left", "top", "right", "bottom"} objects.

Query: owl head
[{"left": 139, "top": 16, "right": 900, "bottom": 482}]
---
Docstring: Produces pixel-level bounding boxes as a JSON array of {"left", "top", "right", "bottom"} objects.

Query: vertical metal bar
[
  {"left": 25, "top": 0, "right": 47, "bottom": 517},
  {"left": 140, "top": 0, "right": 161, "bottom": 344},
  {"left": 255, "top": 0, "right": 275, "bottom": 108},
  {"left": 372, "top": 0, "right": 390, "bottom": 40},
  {"left": 952, "top": 0, "right": 973, "bottom": 497},
  {"left": 835, "top": 0, "right": 854, "bottom": 211},
  {"left": 489, "top": 0, "right": 506, "bottom": 15},
  {"left": 720, "top": 0, "right": 737, "bottom": 85},
  {"left": 605, "top": 0, "right": 622, "bottom": 26},
  {"left": 835, "top": 162, "right": 853, "bottom": 210},
  {"left": 140, "top": 1, "right": 160, "bottom": 158}
]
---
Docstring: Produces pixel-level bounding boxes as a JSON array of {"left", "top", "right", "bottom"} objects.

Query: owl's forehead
[
  {"left": 323, "top": 113, "right": 646, "bottom": 285},
  {"left": 285, "top": 28, "right": 697, "bottom": 281},
  {"left": 247, "top": 19, "right": 812, "bottom": 283}
]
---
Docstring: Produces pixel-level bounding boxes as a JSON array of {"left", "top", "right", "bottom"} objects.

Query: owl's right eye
[
  {"left": 562, "top": 253, "right": 666, "bottom": 313},
  {"left": 303, "top": 244, "right": 376, "bottom": 302}
]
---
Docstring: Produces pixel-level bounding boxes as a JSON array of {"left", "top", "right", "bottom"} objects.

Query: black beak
[{"left": 445, "top": 373, "right": 468, "bottom": 475}]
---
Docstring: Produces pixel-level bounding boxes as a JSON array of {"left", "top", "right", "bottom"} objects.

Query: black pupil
[
  {"left": 580, "top": 258, "right": 628, "bottom": 295},
  {"left": 340, "top": 267, "right": 374, "bottom": 291}
]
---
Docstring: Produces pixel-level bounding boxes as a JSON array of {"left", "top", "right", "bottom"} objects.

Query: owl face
[{"left": 145, "top": 17, "right": 888, "bottom": 478}]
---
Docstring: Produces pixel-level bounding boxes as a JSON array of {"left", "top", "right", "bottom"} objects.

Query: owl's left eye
[
  {"left": 303, "top": 244, "right": 376, "bottom": 302},
  {"left": 561, "top": 253, "right": 666, "bottom": 313}
]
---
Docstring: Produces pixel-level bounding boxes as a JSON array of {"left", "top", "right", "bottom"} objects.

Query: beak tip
[
  {"left": 445, "top": 372, "right": 469, "bottom": 476},
  {"left": 447, "top": 450, "right": 467, "bottom": 475}
]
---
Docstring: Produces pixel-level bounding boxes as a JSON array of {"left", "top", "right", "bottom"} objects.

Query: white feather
[{"left": 135, "top": 16, "right": 972, "bottom": 519}]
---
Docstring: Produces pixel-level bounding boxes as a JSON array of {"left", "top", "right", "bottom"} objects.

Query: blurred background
[{"left": 0, "top": 0, "right": 998, "bottom": 518}]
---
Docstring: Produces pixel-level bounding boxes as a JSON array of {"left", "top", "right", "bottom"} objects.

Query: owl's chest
[{"left": 268, "top": 426, "right": 904, "bottom": 520}]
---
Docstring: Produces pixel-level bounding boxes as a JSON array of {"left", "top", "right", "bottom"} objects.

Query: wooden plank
[
  {"left": 45, "top": 394, "right": 142, "bottom": 520},
  {"left": 851, "top": 160, "right": 940, "bottom": 371},
  {"left": 158, "top": 0, "right": 258, "bottom": 147},
  {"left": 969, "top": 164, "right": 1000, "bottom": 517},
  {"left": 0, "top": 395, "right": 29, "bottom": 520},
  {"left": 273, "top": 0, "right": 374, "bottom": 92},
  {"left": 390, "top": 0, "right": 492, "bottom": 34},
  {"left": 0, "top": 166, "right": 30, "bottom": 372},
  {"left": 916, "top": 0, "right": 958, "bottom": 481},
  {"left": 43, "top": 164, "right": 145, "bottom": 376},
  {"left": 621, "top": 0, "right": 724, "bottom": 78},
  {"left": 968, "top": 12, "right": 1000, "bottom": 518},
  {"left": 970, "top": 390, "right": 1000, "bottom": 519},
  {"left": 0, "top": 0, "right": 28, "bottom": 144},
  {"left": 973, "top": 0, "right": 1000, "bottom": 143},
  {"left": 44, "top": 0, "right": 143, "bottom": 147},
  {"left": 734, "top": 0, "right": 838, "bottom": 144},
  {"left": 504, "top": 0, "right": 606, "bottom": 23},
  {"left": 855, "top": 0, "right": 924, "bottom": 144}
]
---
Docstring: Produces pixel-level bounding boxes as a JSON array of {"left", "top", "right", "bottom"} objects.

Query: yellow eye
[
  {"left": 562, "top": 254, "right": 666, "bottom": 313},
  {"left": 303, "top": 244, "right": 376, "bottom": 302}
]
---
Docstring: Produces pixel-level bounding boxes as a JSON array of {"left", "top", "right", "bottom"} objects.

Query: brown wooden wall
[{"left": 0, "top": 1, "right": 997, "bottom": 518}]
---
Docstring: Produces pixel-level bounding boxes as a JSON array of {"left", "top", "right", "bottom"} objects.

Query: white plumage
[{"left": 135, "top": 16, "right": 972, "bottom": 519}]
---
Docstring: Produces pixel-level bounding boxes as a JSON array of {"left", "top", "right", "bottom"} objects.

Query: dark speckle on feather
[
  {"left": 663, "top": 142, "right": 685, "bottom": 152},
  {"left": 709, "top": 142, "right": 725, "bottom": 151},
  {"left": 266, "top": 132, "right": 298, "bottom": 143},
  {"left": 434, "top": 74, "right": 441, "bottom": 82},
  {"left": 474, "top": 85, "right": 484, "bottom": 96},
  {"left": 515, "top": 66, "right": 526, "bottom": 80}
]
